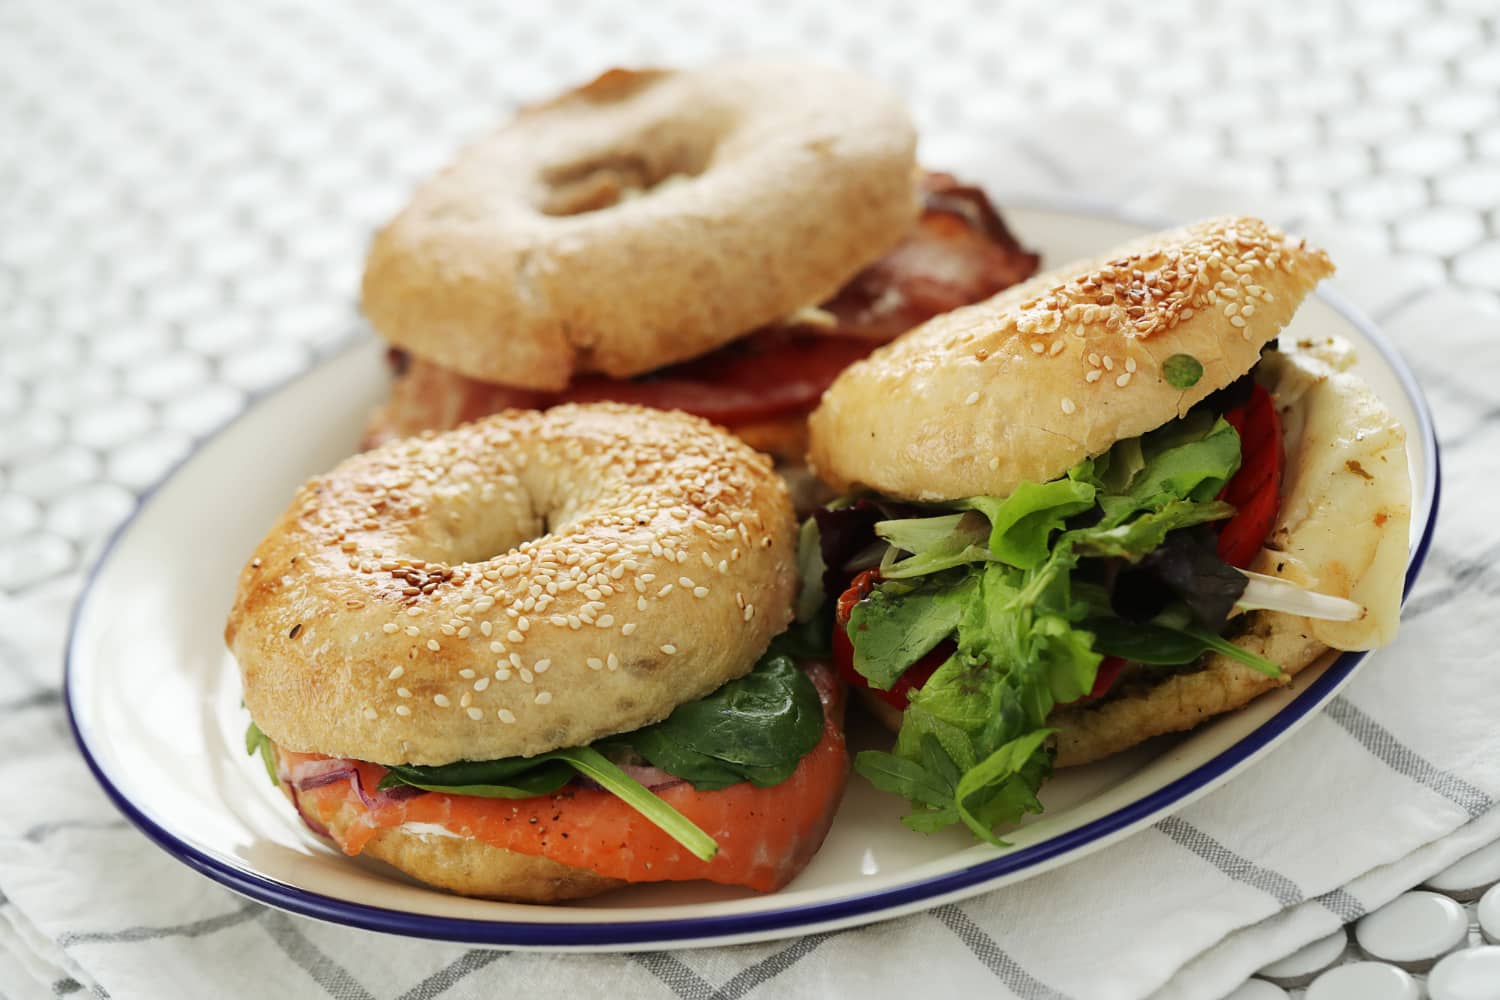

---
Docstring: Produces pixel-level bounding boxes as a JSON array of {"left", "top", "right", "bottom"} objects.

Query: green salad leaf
[
  {"left": 245, "top": 720, "right": 279, "bottom": 786},
  {"left": 847, "top": 575, "right": 973, "bottom": 689},
  {"left": 840, "top": 407, "right": 1273, "bottom": 844}
]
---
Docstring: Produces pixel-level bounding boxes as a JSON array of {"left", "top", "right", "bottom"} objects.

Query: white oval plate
[{"left": 66, "top": 205, "right": 1440, "bottom": 950}]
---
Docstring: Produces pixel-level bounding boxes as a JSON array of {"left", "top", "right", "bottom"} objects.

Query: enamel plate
[{"left": 66, "top": 205, "right": 1440, "bottom": 950}]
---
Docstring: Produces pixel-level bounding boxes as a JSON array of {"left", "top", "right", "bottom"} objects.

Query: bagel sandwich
[
  {"left": 228, "top": 404, "right": 849, "bottom": 901},
  {"left": 799, "top": 217, "right": 1411, "bottom": 843},
  {"left": 360, "top": 63, "right": 1040, "bottom": 467}
]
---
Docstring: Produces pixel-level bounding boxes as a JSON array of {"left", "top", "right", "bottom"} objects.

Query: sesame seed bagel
[
  {"left": 226, "top": 403, "right": 797, "bottom": 766},
  {"left": 362, "top": 62, "right": 920, "bottom": 390},
  {"left": 808, "top": 217, "right": 1335, "bottom": 502}
]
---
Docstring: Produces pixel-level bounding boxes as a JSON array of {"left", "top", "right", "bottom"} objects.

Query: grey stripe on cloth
[
  {"left": 636, "top": 935, "right": 834, "bottom": 1000},
  {"left": 393, "top": 949, "right": 504, "bottom": 1000},
  {"left": 1325, "top": 696, "right": 1494, "bottom": 818},
  {"left": 1402, "top": 540, "right": 1500, "bottom": 620},
  {"left": 635, "top": 952, "right": 715, "bottom": 1000},
  {"left": 1155, "top": 816, "right": 1304, "bottom": 907},
  {"left": 0, "top": 688, "right": 61, "bottom": 714},
  {"left": 259, "top": 911, "right": 374, "bottom": 1000},
  {"left": 712, "top": 933, "right": 833, "bottom": 1000},
  {"left": 931, "top": 904, "right": 1072, "bottom": 1000},
  {"left": 23, "top": 819, "right": 129, "bottom": 843},
  {"left": 58, "top": 902, "right": 262, "bottom": 946},
  {"left": 1316, "top": 887, "right": 1366, "bottom": 922}
]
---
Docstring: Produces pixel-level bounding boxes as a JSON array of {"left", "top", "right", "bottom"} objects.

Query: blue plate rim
[{"left": 63, "top": 202, "right": 1442, "bottom": 948}]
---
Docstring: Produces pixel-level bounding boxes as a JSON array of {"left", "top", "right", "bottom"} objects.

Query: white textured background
[{"left": 2, "top": 0, "right": 1498, "bottom": 996}]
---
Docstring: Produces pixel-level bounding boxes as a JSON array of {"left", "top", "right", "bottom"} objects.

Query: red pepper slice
[
  {"left": 1216, "top": 384, "right": 1285, "bottom": 568},
  {"left": 832, "top": 569, "right": 952, "bottom": 710}
]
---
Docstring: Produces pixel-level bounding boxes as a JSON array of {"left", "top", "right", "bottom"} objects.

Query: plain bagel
[
  {"left": 226, "top": 403, "right": 798, "bottom": 766},
  {"left": 362, "top": 62, "right": 920, "bottom": 389}
]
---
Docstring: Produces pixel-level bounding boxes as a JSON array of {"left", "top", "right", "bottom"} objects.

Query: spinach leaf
[
  {"left": 1099, "top": 415, "right": 1241, "bottom": 525},
  {"left": 378, "top": 756, "right": 575, "bottom": 798},
  {"left": 626, "top": 654, "right": 823, "bottom": 788},
  {"left": 1083, "top": 618, "right": 1213, "bottom": 664}
]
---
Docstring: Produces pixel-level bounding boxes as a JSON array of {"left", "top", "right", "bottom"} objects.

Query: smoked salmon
[{"left": 275, "top": 661, "right": 849, "bottom": 893}]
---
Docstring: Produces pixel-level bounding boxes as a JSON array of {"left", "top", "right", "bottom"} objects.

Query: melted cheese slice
[{"left": 1256, "top": 339, "right": 1411, "bottom": 649}]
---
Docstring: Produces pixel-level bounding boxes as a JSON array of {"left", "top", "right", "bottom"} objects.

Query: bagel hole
[{"left": 539, "top": 145, "right": 708, "bottom": 216}]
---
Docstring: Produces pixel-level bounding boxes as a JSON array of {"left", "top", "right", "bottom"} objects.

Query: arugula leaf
[
  {"left": 795, "top": 516, "right": 828, "bottom": 623},
  {"left": 858, "top": 548, "right": 1102, "bottom": 842},
  {"left": 963, "top": 478, "right": 1097, "bottom": 569},
  {"left": 875, "top": 511, "right": 991, "bottom": 579},
  {"left": 626, "top": 654, "right": 823, "bottom": 788},
  {"left": 1099, "top": 415, "right": 1241, "bottom": 525},
  {"left": 953, "top": 728, "right": 1053, "bottom": 844},
  {"left": 1070, "top": 499, "right": 1236, "bottom": 561},
  {"left": 245, "top": 721, "right": 279, "bottom": 786},
  {"left": 847, "top": 575, "right": 973, "bottom": 689}
]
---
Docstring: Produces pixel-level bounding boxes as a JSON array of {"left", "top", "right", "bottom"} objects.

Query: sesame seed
[
  {"left": 509, "top": 652, "right": 523, "bottom": 668},
  {"left": 534, "top": 658, "right": 551, "bottom": 673},
  {"left": 1229, "top": 315, "right": 1247, "bottom": 328},
  {"left": 1116, "top": 372, "right": 1132, "bottom": 387},
  {"left": 637, "top": 596, "right": 648, "bottom": 611},
  {"left": 382, "top": 623, "right": 399, "bottom": 635},
  {"left": 388, "top": 665, "right": 405, "bottom": 681},
  {"left": 535, "top": 691, "right": 553, "bottom": 705},
  {"left": 693, "top": 586, "right": 710, "bottom": 598},
  {"left": 498, "top": 709, "right": 516, "bottom": 724},
  {"left": 426, "top": 639, "right": 441, "bottom": 652},
  {"left": 466, "top": 707, "right": 484, "bottom": 720},
  {"left": 397, "top": 687, "right": 411, "bottom": 698},
  {"left": 1061, "top": 397, "right": 1077, "bottom": 415},
  {"left": 622, "top": 623, "right": 638, "bottom": 636},
  {"left": 1085, "top": 369, "right": 1103, "bottom": 383},
  {"left": 587, "top": 657, "right": 604, "bottom": 670},
  {"left": 479, "top": 621, "right": 493, "bottom": 636},
  {"left": 489, "top": 641, "right": 504, "bottom": 654},
  {"left": 597, "top": 614, "right": 615, "bottom": 627},
  {"left": 506, "top": 630, "right": 524, "bottom": 644},
  {"left": 1102, "top": 356, "right": 1115, "bottom": 371},
  {"left": 457, "top": 625, "right": 471, "bottom": 638},
  {"left": 405, "top": 625, "right": 419, "bottom": 637},
  {"left": 395, "top": 705, "right": 411, "bottom": 717},
  {"left": 433, "top": 694, "right": 451, "bottom": 708},
  {"left": 363, "top": 706, "right": 377, "bottom": 720},
  {"left": 607, "top": 653, "right": 619, "bottom": 671},
  {"left": 406, "top": 606, "right": 422, "bottom": 617},
  {"left": 458, "top": 668, "right": 476, "bottom": 679},
  {"left": 964, "top": 391, "right": 980, "bottom": 405},
  {"left": 517, "top": 616, "right": 530, "bottom": 632},
  {"left": 1125, "top": 357, "right": 1137, "bottom": 373},
  {"left": 988, "top": 457, "right": 1000, "bottom": 470},
  {"left": 495, "top": 668, "right": 511, "bottom": 681},
  {"left": 474, "top": 677, "right": 490, "bottom": 692},
  {"left": 658, "top": 584, "right": 674, "bottom": 597},
  {"left": 520, "top": 669, "right": 534, "bottom": 683},
  {"left": 440, "top": 624, "right": 455, "bottom": 636},
  {"left": 661, "top": 644, "right": 677, "bottom": 655}
]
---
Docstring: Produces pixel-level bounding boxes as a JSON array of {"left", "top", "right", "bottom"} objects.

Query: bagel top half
[
  {"left": 808, "top": 216, "right": 1336, "bottom": 501},
  {"left": 226, "top": 404, "right": 797, "bottom": 766},
  {"left": 362, "top": 61, "right": 919, "bottom": 390}
]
